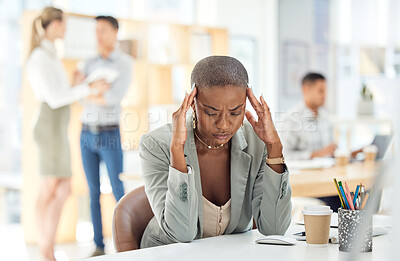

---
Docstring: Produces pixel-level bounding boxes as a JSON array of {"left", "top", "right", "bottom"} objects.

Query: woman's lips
[{"left": 212, "top": 134, "right": 231, "bottom": 140}]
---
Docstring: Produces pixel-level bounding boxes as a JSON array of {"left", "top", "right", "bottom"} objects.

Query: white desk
[{"left": 87, "top": 223, "right": 391, "bottom": 261}]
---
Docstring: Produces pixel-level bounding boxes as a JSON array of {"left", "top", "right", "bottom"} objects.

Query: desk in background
[
  {"left": 289, "top": 161, "right": 380, "bottom": 197},
  {"left": 86, "top": 223, "right": 391, "bottom": 261}
]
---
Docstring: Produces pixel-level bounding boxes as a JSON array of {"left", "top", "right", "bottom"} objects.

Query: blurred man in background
[
  {"left": 77, "top": 15, "right": 133, "bottom": 257},
  {"left": 281, "top": 72, "right": 342, "bottom": 211},
  {"left": 282, "top": 72, "right": 336, "bottom": 160}
]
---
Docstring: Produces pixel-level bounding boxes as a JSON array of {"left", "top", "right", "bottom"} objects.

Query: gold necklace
[{"left": 194, "top": 130, "right": 226, "bottom": 149}]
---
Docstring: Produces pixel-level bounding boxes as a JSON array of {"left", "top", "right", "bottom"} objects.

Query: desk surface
[
  {"left": 87, "top": 223, "right": 390, "bottom": 261},
  {"left": 290, "top": 161, "right": 380, "bottom": 197}
]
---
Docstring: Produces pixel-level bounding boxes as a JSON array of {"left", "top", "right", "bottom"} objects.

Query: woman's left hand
[{"left": 245, "top": 87, "right": 283, "bottom": 158}]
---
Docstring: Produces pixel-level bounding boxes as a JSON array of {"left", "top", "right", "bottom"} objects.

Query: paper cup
[
  {"left": 363, "top": 145, "right": 378, "bottom": 162},
  {"left": 335, "top": 150, "right": 350, "bottom": 166},
  {"left": 303, "top": 206, "right": 333, "bottom": 246}
]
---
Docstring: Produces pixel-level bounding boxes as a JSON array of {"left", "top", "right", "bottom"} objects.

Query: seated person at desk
[
  {"left": 281, "top": 72, "right": 336, "bottom": 160},
  {"left": 139, "top": 56, "right": 292, "bottom": 248},
  {"left": 282, "top": 72, "right": 344, "bottom": 211},
  {"left": 281, "top": 72, "right": 365, "bottom": 161}
]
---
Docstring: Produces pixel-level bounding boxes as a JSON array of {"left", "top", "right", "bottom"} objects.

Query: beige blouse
[{"left": 202, "top": 196, "right": 231, "bottom": 238}]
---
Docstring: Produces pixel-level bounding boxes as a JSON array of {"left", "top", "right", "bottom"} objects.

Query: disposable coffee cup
[
  {"left": 303, "top": 206, "right": 333, "bottom": 246},
  {"left": 335, "top": 150, "right": 350, "bottom": 166},
  {"left": 363, "top": 145, "right": 378, "bottom": 162}
]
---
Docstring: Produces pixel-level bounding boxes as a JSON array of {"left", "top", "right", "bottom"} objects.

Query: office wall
[
  {"left": 197, "top": 0, "right": 280, "bottom": 114},
  {"left": 277, "top": 0, "right": 333, "bottom": 114}
]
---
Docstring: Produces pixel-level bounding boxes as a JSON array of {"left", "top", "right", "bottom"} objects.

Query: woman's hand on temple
[
  {"left": 245, "top": 87, "right": 283, "bottom": 159},
  {"left": 170, "top": 87, "right": 197, "bottom": 173},
  {"left": 171, "top": 87, "right": 197, "bottom": 149}
]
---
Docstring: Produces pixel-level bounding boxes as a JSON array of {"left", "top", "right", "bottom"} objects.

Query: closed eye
[
  {"left": 231, "top": 110, "right": 242, "bottom": 116},
  {"left": 205, "top": 110, "right": 217, "bottom": 116}
]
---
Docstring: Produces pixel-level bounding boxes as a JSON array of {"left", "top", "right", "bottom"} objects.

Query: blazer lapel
[
  {"left": 225, "top": 127, "right": 252, "bottom": 234},
  {"left": 183, "top": 116, "right": 204, "bottom": 237}
]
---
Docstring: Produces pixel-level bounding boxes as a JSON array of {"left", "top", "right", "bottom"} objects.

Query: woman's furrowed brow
[
  {"left": 202, "top": 103, "right": 244, "bottom": 111},
  {"left": 203, "top": 104, "right": 221, "bottom": 111},
  {"left": 229, "top": 104, "right": 245, "bottom": 111}
]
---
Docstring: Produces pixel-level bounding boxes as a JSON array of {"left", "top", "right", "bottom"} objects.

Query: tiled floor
[{"left": 1, "top": 224, "right": 115, "bottom": 261}]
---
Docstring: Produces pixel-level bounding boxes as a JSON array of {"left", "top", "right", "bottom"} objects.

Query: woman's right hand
[
  {"left": 170, "top": 87, "right": 197, "bottom": 173},
  {"left": 171, "top": 87, "right": 197, "bottom": 149}
]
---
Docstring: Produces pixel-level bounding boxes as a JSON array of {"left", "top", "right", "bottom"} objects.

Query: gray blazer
[{"left": 139, "top": 117, "right": 292, "bottom": 248}]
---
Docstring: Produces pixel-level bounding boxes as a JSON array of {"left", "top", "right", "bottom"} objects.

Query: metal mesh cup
[{"left": 338, "top": 208, "right": 372, "bottom": 252}]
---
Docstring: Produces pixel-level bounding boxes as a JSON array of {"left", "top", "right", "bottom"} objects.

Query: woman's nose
[{"left": 215, "top": 114, "right": 229, "bottom": 131}]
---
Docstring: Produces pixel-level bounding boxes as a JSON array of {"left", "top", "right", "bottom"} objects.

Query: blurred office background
[{"left": 0, "top": 0, "right": 399, "bottom": 260}]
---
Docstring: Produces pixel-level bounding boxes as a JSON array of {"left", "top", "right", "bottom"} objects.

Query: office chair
[
  {"left": 112, "top": 186, "right": 154, "bottom": 252},
  {"left": 112, "top": 186, "right": 258, "bottom": 252}
]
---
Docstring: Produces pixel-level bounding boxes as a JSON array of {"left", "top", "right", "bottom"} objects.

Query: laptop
[
  {"left": 371, "top": 134, "right": 393, "bottom": 160},
  {"left": 350, "top": 134, "right": 393, "bottom": 162}
]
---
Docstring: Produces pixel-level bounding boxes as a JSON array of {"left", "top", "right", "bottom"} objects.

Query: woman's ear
[
  {"left": 191, "top": 95, "right": 196, "bottom": 112},
  {"left": 191, "top": 102, "right": 196, "bottom": 114}
]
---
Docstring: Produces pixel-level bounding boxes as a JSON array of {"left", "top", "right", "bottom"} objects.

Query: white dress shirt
[
  {"left": 27, "top": 39, "right": 90, "bottom": 109},
  {"left": 281, "top": 103, "right": 334, "bottom": 160}
]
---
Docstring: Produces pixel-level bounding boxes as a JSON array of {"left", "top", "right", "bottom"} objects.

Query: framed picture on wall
[{"left": 282, "top": 41, "right": 309, "bottom": 96}]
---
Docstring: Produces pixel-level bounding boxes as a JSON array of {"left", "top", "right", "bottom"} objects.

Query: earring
[{"left": 192, "top": 114, "right": 197, "bottom": 129}]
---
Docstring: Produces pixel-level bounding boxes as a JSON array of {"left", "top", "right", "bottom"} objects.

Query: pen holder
[{"left": 338, "top": 208, "right": 372, "bottom": 252}]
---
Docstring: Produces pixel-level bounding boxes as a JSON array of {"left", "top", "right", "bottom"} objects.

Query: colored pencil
[
  {"left": 353, "top": 185, "right": 360, "bottom": 207},
  {"left": 338, "top": 181, "right": 350, "bottom": 209},
  {"left": 333, "top": 178, "right": 345, "bottom": 209},
  {"left": 361, "top": 193, "right": 370, "bottom": 209},
  {"left": 344, "top": 182, "right": 355, "bottom": 210}
]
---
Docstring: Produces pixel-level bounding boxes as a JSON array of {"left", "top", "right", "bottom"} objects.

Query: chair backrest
[{"left": 112, "top": 186, "right": 154, "bottom": 252}]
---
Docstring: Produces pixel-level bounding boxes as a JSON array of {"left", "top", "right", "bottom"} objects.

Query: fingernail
[
  {"left": 192, "top": 83, "right": 195, "bottom": 90},
  {"left": 261, "top": 93, "right": 265, "bottom": 100},
  {"left": 185, "top": 90, "right": 188, "bottom": 95}
]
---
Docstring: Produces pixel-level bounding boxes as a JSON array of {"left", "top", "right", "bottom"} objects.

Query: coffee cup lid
[
  {"left": 334, "top": 149, "right": 350, "bottom": 157},
  {"left": 363, "top": 145, "right": 378, "bottom": 153},
  {"left": 302, "top": 205, "right": 333, "bottom": 215}
]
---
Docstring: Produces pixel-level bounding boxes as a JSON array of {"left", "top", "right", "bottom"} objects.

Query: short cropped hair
[
  {"left": 191, "top": 56, "right": 249, "bottom": 90},
  {"left": 301, "top": 72, "right": 326, "bottom": 86},
  {"left": 95, "top": 15, "right": 119, "bottom": 30}
]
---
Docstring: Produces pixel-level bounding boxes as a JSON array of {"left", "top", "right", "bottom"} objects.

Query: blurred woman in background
[{"left": 26, "top": 7, "right": 108, "bottom": 260}]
